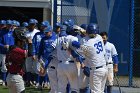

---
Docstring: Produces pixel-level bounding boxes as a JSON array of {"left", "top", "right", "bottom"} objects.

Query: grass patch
[{"left": 0, "top": 86, "right": 50, "bottom": 93}]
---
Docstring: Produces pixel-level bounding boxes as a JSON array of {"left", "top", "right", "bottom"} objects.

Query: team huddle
[{"left": 0, "top": 19, "right": 118, "bottom": 93}]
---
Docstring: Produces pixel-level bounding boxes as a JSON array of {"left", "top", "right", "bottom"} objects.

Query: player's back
[
  {"left": 56, "top": 35, "right": 78, "bottom": 62},
  {"left": 83, "top": 34, "right": 106, "bottom": 68}
]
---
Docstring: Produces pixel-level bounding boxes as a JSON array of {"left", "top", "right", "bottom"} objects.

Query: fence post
[
  {"left": 129, "top": 0, "right": 134, "bottom": 87},
  {"left": 53, "top": 0, "right": 57, "bottom": 27}
]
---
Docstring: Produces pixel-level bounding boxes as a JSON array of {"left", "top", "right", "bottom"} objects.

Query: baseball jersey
[
  {"left": 104, "top": 42, "right": 118, "bottom": 63},
  {"left": 80, "top": 34, "right": 106, "bottom": 67},
  {"left": 38, "top": 34, "right": 56, "bottom": 60},
  {"left": 56, "top": 35, "right": 78, "bottom": 62},
  {"left": 6, "top": 47, "right": 26, "bottom": 75},
  {"left": 25, "top": 28, "right": 40, "bottom": 39}
]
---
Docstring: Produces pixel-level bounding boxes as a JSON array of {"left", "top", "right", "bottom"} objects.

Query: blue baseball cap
[
  {"left": 12, "top": 20, "right": 17, "bottom": 25},
  {"left": 22, "top": 22, "right": 28, "bottom": 27},
  {"left": 55, "top": 22, "right": 62, "bottom": 27},
  {"left": 41, "top": 21, "right": 50, "bottom": 27},
  {"left": 44, "top": 26, "right": 52, "bottom": 33},
  {"left": 87, "top": 23, "right": 99, "bottom": 34},
  {"left": 6, "top": 20, "right": 12, "bottom": 25},
  {"left": 29, "top": 19, "right": 37, "bottom": 24},
  {"left": 16, "top": 21, "right": 20, "bottom": 27},
  {"left": 0, "top": 20, "right": 6, "bottom": 25}
]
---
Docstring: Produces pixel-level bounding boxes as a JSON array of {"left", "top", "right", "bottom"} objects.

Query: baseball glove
[{"left": 83, "top": 66, "right": 90, "bottom": 77}]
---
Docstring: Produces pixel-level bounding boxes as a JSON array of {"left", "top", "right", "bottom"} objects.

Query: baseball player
[
  {"left": 43, "top": 22, "right": 63, "bottom": 93},
  {"left": 25, "top": 18, "right": 40, "bottom": 86},
  {"left": 6, "top": 27, "right": 30, "bottom": 93},
  {"left": 32, "top": 21, "right": 50, "bottom": 89},
  {"left": 56, "top": 24, "right": 82, "bottom": 93},
  {"left": 73, "top": 24, "right": 91, "bottom": 93},
  {"left": 100, "top": 32, "right": 119, "bottom": 93},
  {"left": 11, "top": 20, "right": 19, "bottom": 31},
  {"left": 0, "top": 20, "right": 15, "bottom": 86},
  {"left": 72, "top": 23, "right": 108, "bottom": 93},
  {"left": 0, "top": 20, "right": 6, "bottom": 85},
  {"left": 38, "top": 26, "right": 57, "bottom": 91}
]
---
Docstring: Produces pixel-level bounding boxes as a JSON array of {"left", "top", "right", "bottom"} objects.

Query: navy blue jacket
[
  {"left": 38, "top": 33, "right": 56, "bottom": 60},
  {"left": 32, "top": 32, "right": 45, "bottom": 56}
]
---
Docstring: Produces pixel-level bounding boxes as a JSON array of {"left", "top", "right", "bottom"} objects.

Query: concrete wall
[
  {"left": 0, "top": 1, "right": 51, "bottom": 8},
  {"left": 0, "top": 0, "right": 52, "bottom": 23}
]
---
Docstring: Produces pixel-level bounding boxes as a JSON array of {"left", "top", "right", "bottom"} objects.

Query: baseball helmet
[
  {"left": 67, "top": 19, "right": 74, "bottom": 26},
  {"left": 87, "top": 23, "right": 99, "bottom": 34},
  {"left": 13, "top": 27, "right": 28, "bottom": 41},
  {"left": 63, "top": 21, "right": 69, "bottom": 26},
  {"left": 67, "top": 25, "right": 79, "bottom": 36},
  {"left": 0, "top": 20, "right": 6, "bottom": 25},
  {"left": 80, "top": 24, "right": 88, "bottom": 30}
]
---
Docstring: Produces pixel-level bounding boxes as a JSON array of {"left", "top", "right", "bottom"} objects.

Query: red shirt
[{"left": 6, "top": 47, "right": 26, "bottom": 76}]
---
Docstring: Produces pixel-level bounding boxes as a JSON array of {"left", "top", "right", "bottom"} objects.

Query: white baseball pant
[
  {"left": 90, "top": 65, "right": 108, "bottom": 93},
  {"left": 57, "top": 61, "right": 79, "bottom": 93}
]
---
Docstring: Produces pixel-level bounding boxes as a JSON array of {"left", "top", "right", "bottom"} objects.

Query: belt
[
  {"left": 95, "top": 66, "right": 103, "bottom": 69},
  {"left": 90, "top": 65, "right": 104, "bottom": 70},
  {"left": 50, "top": 66, "right": 55, "bottom": 69},
  {"left": 106, "top": 62, "right": 113, "bottom": 65},
  {"left": 59, "top": 60, "right": 74, "bottom": 63},
  {"left": 68, "top": 61, "right": 74, "bottom": 63}
]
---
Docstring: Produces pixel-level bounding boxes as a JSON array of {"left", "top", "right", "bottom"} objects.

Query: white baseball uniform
[
  {"left": 56, "top": 35, "right": 79, "bottom": 93},
  {"left": 80, "top": 34, "right": 108, "bottom": 93},
  {"left": 104, "top": 41, "right": 118, "bottom": 86}
]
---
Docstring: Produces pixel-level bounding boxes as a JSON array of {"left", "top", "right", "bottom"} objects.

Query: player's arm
[
  {"left": 70, "top": 49, "right": 85, "bottom": 64},
  {"left": 112, "top": 55, "right": 119, "bottom": 73},
  {"left": 32, "top": 34, "right": 37, "bottom": 56},
  {"left": 0, "top": 36, "right": 9, "bottom": 49},
  {"left": 32, "top": 34, "right": 38, "bottom": 61},
  {"left": 71, "top": 41, "right": 90, "bottom": 67},
  {"left": 72, "top": 41, "right": 89, "bottom": 55},
  {"left": 27, "top": 40, "right": 33, "bottom": 57},
  {"left": 38, "top": 38, "right": 44, "bottom": 60},
  {"left": 112, "top": 44, "right": 119, "bottom": 73}
]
